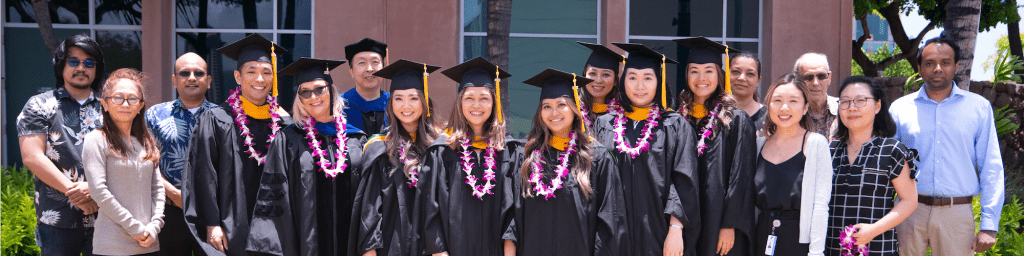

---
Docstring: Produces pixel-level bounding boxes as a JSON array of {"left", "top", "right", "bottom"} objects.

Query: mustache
[{"left": 72, "top": 71, "right": 90, "bottom": 78}]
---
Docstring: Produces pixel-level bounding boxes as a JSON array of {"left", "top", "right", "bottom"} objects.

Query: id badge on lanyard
[{"left": 765, "top": 219, "right": 780, "bottom": 255}]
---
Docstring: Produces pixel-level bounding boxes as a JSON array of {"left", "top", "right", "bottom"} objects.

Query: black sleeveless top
[{"left": 754, "top": 131, "right": 808, "bottom": 212}]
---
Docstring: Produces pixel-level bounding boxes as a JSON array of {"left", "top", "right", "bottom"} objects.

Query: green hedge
[{"left": 1, "top": 166, "right": 40, "bottom": 256}]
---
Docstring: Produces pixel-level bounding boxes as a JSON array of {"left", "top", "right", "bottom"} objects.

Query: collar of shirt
[
  {"left": 913, "top": 81, "right": 964, "bottom": 104},
  {"left": 172, "top": 99, "right": 216, "bottom": 113},
  {"left": 56, "top": 87, "right": 98, "bottom": 104}
]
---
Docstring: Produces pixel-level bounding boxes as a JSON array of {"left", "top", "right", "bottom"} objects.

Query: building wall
[{"left": 762, "top": 0, "right": 853, "bottom": 97}]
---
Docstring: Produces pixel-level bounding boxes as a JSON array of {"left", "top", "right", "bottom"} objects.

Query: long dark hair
[
  {"left": 761, "top": 73, "right": 814, "bottom": 137},
  {"left": 385, "top": 89, "right": 441, "bottom": 177},
  {"left": 677, "top": 63, "right": 736, "bottom": 137},
  {"left": 98, "top": 68, "right": 159, "bottom": 163},
  {"left": 833, "top": 76, "right": 897, "bottom": 140},
  {"left": 519, "top": 97, "right": 593, "bottom": 198},
  {"left": 580, "top": 64, "right": 620, "bottom": 118},
  {"left": 616, "top": 67, "right": 668, "bottom": 113},
  {"left": 446, "top": 87, "right": 508, "bottom": 150},
  {"left": 53, "top": 34, "right": 106, "bottom": 92},
  {"left": 730, "top": 52, "right": 762, "bottom": 102}
]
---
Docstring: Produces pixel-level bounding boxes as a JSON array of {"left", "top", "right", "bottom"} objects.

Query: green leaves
[
  {"left": 1, "top": 166, "right": 40, "bottom": 256},
  {"left": 973, "top": 196, "right": 1024, "bottom": 256},
  {"left": 992, "top": 51, "right": 1024, "bottom": 85},
  {"left": 903, "top": 73, "right": 925, "bottom": 95},
  {"left": 995, "top": 105, "right": 1020, "bottom": 137}
]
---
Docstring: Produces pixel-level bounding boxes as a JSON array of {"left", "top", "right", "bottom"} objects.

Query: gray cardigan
[
  {"left": 83, "top": 131, "right": 165, "bottom": 255},
  {"left": 756, "top": 133, "right": 833, "bottom": 256}
]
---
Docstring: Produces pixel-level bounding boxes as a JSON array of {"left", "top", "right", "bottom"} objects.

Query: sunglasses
[
  {"left": 177, "top": 70, "right": 207, "bottom": 78},
  {"left": 67, "top": 59, "right": 96, "bottom": 68},
  {"left": 298, "top": 86, "right": 330, "bottom": 99},
  {"left": 801, "top": 72, "right": 829, "bottom": 82}
]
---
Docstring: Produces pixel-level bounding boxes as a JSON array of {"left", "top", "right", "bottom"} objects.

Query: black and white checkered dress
[{"left": 826, "top": 137, "right": 917, "bottom": 256}]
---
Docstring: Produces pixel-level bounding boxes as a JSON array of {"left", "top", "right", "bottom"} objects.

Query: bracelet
[{"left": 670, "top": 224, "right": 683, "bottom": 230}]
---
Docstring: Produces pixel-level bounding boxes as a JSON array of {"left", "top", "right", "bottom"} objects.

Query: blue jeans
[{"left": 35, "top": 223, "right": 95, "bottom": 256}]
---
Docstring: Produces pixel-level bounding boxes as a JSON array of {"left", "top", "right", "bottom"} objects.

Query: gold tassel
[
  {"left": 661, "top": 54, "right": 667, "bottom": 109},
  {"left": 423, "top": 64, "right": 430, "bottom": 117},
  {"left": 495, "top": 65, "right": 503, "bottom": 124},
  {"left": 572, "top": 73, "right": 585, "bottom": 132},
  {"left": 724, "top": 46, "right": 732, "bottom": 95},
  {"left": 271, "top": 42, "right": 278, "bottom": 97}
]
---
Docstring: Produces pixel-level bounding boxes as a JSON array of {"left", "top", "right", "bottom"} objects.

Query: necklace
[
  {"left": 461, "top": 138, "right": 496, "bottom": 199},
  {"left": 226, "top": 88, "right": 282, "bottom": 164},
  {"left": 608, "top": 99, "right": 660, "bottom": 159},
  {"left": 529, "top": 133, "right": 578, "bottom": 200},
  {"left": 301, "top": 115, "right": 349, "bottom": 178}
]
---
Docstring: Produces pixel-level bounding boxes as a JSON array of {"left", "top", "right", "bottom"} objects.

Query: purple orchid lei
[
  {"left": 608, "top": 99, "right": 660, "bottom": 159},
  {"left": 399, "top": 139, "right": 420, "bottom": 187},
  {"left": 301, "top": 114, "right": 349, "bottom": 179},
  {"left": 839, "top": 225, "right": 869, "bottom": 256},
  {"left": 695, "top": 102, "right": 723, "bottom": 156},
  {"left": 461, "top": 138, "right": 496, "bottom": 200},
  {"left": 529, "top": 133, "right": 578, "bottom": 200},
  {"left": 227, "top": 88, "right": 282, "bottom": 165}
]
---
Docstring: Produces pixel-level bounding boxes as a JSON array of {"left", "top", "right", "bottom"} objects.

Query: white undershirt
[{"left": 188, "top": 107, "right": 200, "bottom": 114}]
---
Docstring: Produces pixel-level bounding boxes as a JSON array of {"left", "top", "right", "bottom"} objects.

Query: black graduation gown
[
  {"left": 505, "top": 142, "right": 627, "bottom": 256},
  {"left": 688, "top": 110, "right": 756, "bottom": 256},
  {"left": 182, "top": 103, "right": 293, "bottom": 256},
  {"left": 244, "top": 124, "right": 367, "bottom": 256},
  {"left": 748, "top": 106, "right": 766, "bottom": 131},
  {"left": 419, "top": 135, "right": 522, "bottom": 256},
  {"left": 593, "top": 111, "right": 700, "bottom": 256},
  {"left": 356, "top": 137, "right": 424, "bottom": 256}
]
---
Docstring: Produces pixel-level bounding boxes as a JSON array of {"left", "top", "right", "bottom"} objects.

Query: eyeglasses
[
  {"left": 298, "top": 86, "right": 330, "bottom": 99},
  {"left": 177, "top": 70, "right": 207, "bottom": 78},
  {"left": 801, "top": 72, "right": 829, "bottom": 82},
  {"left": 838, "top": 97, "right": 875, "bottom": 110},
  {"left": 107, "top": 96, "right": 141, "bottom": 106},
  {"left": 67, "top": 59, "right": 96, "bottom": 68}
]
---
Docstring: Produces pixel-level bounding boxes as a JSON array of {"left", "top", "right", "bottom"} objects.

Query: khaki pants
[{"left": 895, "top": 203, "right": 975, "bottom": 256}]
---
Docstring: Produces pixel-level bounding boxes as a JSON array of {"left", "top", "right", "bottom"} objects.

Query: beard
[{"left": 66, "top": 71, "right": 93, "bottom": 90}]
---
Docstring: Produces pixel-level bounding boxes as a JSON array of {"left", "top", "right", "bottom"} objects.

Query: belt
[{"left": 918, "top": 195, "right": 973, "bottom": 206}]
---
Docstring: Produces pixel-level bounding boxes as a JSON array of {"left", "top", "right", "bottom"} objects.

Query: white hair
[{"left": 792, "top": 53, "right": 830, "bottom": 73}]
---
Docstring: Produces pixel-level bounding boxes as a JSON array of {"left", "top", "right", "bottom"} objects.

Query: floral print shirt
[
  {"left": 16, "top": 88, "right": 103, "bottom": 228},
  {"left": 145, "top": 99, "right": 218, "bottom": 189}
]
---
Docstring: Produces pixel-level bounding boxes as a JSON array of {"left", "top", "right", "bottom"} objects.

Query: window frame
[
  {"left": 624, "top": 0, "right": 764, "bottom": 60},
  {"left": 458, "top": 0, "right": 602, "bottom": 62}
]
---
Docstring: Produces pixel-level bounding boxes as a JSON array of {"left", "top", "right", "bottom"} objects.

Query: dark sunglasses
[
  {"left": 177, "top": 70, "right": 207, "bottom": 78},
  {"left": 801, "top": 72, "right": 829, "bottom": 82},
  {"left": 298, "top": 86, "right": 330, "bottom": 99},
  {"left": 67, "top": 59, "right": 96, "bottom": 68}
]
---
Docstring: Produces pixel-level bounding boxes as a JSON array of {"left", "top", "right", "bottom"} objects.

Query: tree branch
[{"left": 31, "top": 0, "right": 58, "bottom": 54}]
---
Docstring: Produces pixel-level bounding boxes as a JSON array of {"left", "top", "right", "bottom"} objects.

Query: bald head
[
  {"left": 792, "top": 53, "right": 832, "bottom": 109},
  {"left": 173, "top": 52, "right": 211, "bottom": 103}
]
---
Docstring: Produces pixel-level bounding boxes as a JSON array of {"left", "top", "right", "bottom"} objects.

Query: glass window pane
[
  {"left": 275, "top": 34, "right": 312, "bottom": 110},
  {"left": 505, "top": 37, "right": 596, "bottom": 137},
  {"left": 5, "top": 0, "right": 88, "bottom": 24},
  {"left": 177, "top": 32, "right": 273, "bottom": 103},
  {"left": 4, "top": 28, "right": 90, "bottom": 167},
  {"left": 511, "top": 0, "right": 596, "bottom": 34},
  {"left": 278, "top": 0, "right": 311, "bottom": 30},
  {"left": 96, "top": 30, "right": 143, "bottom": 71},
  {"left": 726, "top": 0, "right": 758, "bottom": 38},
  {"left": 726, "top": 41, "right": 758, "bottom": 56},
  {"left": 96, "top": 0, "right": 142, "bottom": 25},
  {"left": 630, "top": 0, "right": 722, "bottom": 38},
  {"left": 464, "top": 0, "right": 487, "bottom": 32},
  {"left": 176, "top": 0, "right": 272, "bottom": 29},
  {"left": 463, "top": 36, "right": 487, "bottom": 62}
]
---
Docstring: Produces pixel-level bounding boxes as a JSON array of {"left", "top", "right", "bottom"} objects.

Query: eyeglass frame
[
  {"left": 67, "top": 59, "right": 96, "bottom": 68},
  {"left": 106, "top": 96, "right": 142, "bottom": 106},
  {"left": 176, "top": 69, "right": 208, "bottom": 78},
  {"left": 298, "top": 85, "right": 330, "bottom": 99},
  {"left": 838, "top": 97, "right": 876, "bottom": 110}
]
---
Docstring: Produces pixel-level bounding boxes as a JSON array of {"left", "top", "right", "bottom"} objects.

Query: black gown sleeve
[
  {"left": 419, "top": 139, "right": 451, "bottom": 254},
  {"left": 246, "top": 128, "right": 299, "bottom": 256},
  {"left": 355, "top": 140, "right": 388, "bottom": 254},
  {"left": 592, "top": 145, "right": 628, "bottom": 256},
  {"left": 720, "top": 111, "right": 757, "bottom": 241},
  {"left": 666, "top": 114, "right": 702, "bottom": 254},
  {"left": 501, "top": 139, "right": 525, "bottom": 245},
  {"left": 182, "top": 108, "right": 237, "bottom": 256}
]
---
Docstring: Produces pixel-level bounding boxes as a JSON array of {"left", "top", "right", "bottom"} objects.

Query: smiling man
[
  {"left": 792, "top": 53, "right": 839, "bottom": 138},
  {"left": 341, "top": 38, "right": 389, "bottom": 135},
  {"left": 181, "top": 34, "right": 292, "bottom": 256}
]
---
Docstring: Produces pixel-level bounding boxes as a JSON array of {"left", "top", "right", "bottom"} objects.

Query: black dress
[
  {"left": 749, "top": 106, "right": 767, "bottom": 131},
  {"left": 754, "top": 131, "right": 810, "bottom": 255},
  {"left": 688, "top": 110, "right": 756, "bottom": 256},
  {"left": 592, "top": 111, "right": 701, "bottom": 256},
  {"left": 182, "top": 103, "right": 292, "bottom": 256},
  {"left": 356, "top": 136, "right": 425, "bottom": 256},
  {"left": 504, "top": 142, "right": 627, "bottom": 256},
  {"left": 245, "top": 124, "right": 367, "bottom": 256},
  {"left": 419, "top": 135, "right": 523, "bottom": 256}
]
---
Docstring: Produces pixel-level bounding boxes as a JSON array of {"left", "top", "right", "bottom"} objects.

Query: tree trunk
[
  {"left": 31, "top": 0, "right": 58, "bottom": 53},
  {"left": 1008, "top": 0, "right": 1024, "bottom": 75},
  {"left": 945, "top": 0, "right": 983, "bottom": 89},
  {"left": 486, "top": 0, "right": 511, "bottom": 117},
  {"left": 242, "top": 1, "right": 258, "bottom": 29}
]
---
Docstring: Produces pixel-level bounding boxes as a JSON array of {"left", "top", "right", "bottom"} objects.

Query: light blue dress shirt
[{"left": 889, "top": 83, "right": 1004, "bottom": 231}]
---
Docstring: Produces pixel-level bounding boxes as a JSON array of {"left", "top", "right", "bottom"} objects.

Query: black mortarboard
[
  {"left": 279, "top": 57, "right": 346, "bottom": 87},
  {"left": 523, "top": 68, "right": 593, "bottom": 100},
  {"left": 441, "top": 57, "right": 511, "bottom": 91},
  {"left": 217, "top": 34, "right": 288, "bottom": 69},
  {"left": 344, "top": 38, "right": 388, "bottom": 63},
  {"left": 373, "top": 59, "right": 441, "bottom": 92},
  {"left": 673, "top": 37, "right": 734, "bottom": 94},
  {"left": 611, "top": 42, "right": 678, "bottom": 109},
  {"left": 578, "top": 42, "right": 622, "bottom": 71}
]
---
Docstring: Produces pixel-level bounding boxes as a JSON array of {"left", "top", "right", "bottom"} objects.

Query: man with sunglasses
[
  {"left": 793, "top": 52, "right": 839, "bottom": 138},
  {"left": 17, "top": 34, "right": 105, "bottom": 256},
  {"left": 144, "top": 52, "right": 218, "bottom": 256}
]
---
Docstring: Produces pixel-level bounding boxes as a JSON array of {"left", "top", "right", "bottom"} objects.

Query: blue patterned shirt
[
  {"left": 145, "top": 99, "right": 218, "bottom": 189},
  {"left": 889, "top": 84, "right": 1004, "bottom": 231}
]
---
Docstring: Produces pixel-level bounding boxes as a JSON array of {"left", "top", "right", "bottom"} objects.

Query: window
[
  {"left": 628, "top": 0, "right": 762, "bottom": 100},
  {"left": 461, "top": 0, "right": 600, "bottom": 137},
  {"left": 3, "top": 0, "right": 143, "bottom": 166},
  {"left": 174, "top": 0, "right": 313, "bottom": 109}
]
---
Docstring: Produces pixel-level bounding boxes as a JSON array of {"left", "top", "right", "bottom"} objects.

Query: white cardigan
[{"left": 756, "top": 133, "right": 833, "bottom": 256}]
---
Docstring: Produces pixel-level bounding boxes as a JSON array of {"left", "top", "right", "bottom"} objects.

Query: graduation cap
[
  {"left": 279, "top": 57, "right": 346, "bottom": 88},
  {"left": 344, "top": 38, "right": 388, "bottom": 64},
  {"left": 523, "top": 68, "right": 594, "bottom": 131},
  {"left": 673, "top": 37, "right": 734, "bottom": 94},
  {"left": 578, "top": 42, "right": 623, "bottom": 71},
  {"left": 611, "top": 42, "right": 678, "bottom": 109},
  {"left": 441, "top": 57, "right": 512, "bottom": 123},
  {"left": 372, "top": 59, "right": 442, "bottom": 116},
  {"left": 218, "top": 34, "right": 289, "bottom": 96}
]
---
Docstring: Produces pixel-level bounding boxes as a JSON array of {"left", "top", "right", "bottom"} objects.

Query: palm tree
[{"left": 945, "top": 0, "right": 984, "bottom": 89}]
